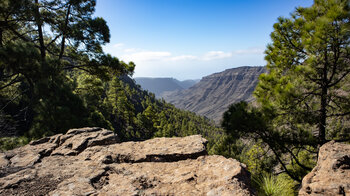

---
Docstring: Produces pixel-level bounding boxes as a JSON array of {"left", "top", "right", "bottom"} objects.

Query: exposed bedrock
[
  {"left": 299, "top": 141, "right": 350, "bottom": 196},
  {"left": 0, "top": 127, "right": 254, "bottom": 196}
]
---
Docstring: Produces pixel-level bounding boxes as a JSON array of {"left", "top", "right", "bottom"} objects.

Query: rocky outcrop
[
  {"left": 163, "top": 66, "right": 266, "bottom": 123},
  {"left": 299, "top": 141, "right": 350, "bottom": 195},
  {"left": 0, "top": 127, "right": 253, "bottom": 195}
]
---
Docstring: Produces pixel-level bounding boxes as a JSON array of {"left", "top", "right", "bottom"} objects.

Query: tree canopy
[
  {"left": 0, "top": 0, "right": 133, "bottom": 136},
  {"left": 0, "top": 0, "right": 223, "bottom": 154},
  {"left": 222, "top": 0, "right": 350, "bottom": 182},
  {"left": 255, "top": 0, "right": 350, "bottom": 145}
]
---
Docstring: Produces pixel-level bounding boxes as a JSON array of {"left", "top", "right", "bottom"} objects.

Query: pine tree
[
  {"left": 223, "top": 0, "right": 350, "bottom": 182},
  {"left": 255, "top": 0, "right": 350, "bottom": 145},
  {"left": 0, "top": 0, "right": 133, "bottom": 137}
]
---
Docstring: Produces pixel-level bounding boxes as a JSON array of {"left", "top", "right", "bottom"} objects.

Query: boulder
[
  {"left": 0, "top": 127, "right": 253, "bottom": 195},
  {"left": 299, "top": 141, "right": 350, "bottom": 195}
]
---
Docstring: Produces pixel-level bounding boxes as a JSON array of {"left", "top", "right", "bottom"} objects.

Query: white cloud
[
  {"left": 124, "top": 48, "right": 140, "bottom": 53},
  {"left": 125, "top": 47, "right": 265, "bottom": 79},
  {"left": 198, "top": 48, "right": 263, "bottom": 61},
  {"left": 116, "top": 45, "right": 264, "bottom": 66},
  {"left": 121, "top": 49, "right": 197, "bottom": 62},
  {"left": 170, "top": 55, "right": 198, "bottom": 61},
  {"left": 113, "top": 43, "right": 124, "bottom": 48},
  {"left": 202, "top": 51, "right": 232, "bottom": 61},
  {"left": 122, "top": 51, "right": 172, "bottom": 62}
]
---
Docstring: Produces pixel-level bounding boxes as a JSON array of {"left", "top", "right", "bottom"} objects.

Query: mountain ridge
[
  {"left": 134, "top": 77, "right": 199, "bottom": 97},
  {"left": 162, "top": 66, "right": 266, "bottom": 123}
]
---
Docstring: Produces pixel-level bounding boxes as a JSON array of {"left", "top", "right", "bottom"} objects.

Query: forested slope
[
  {"left": 0, "top": 0, "right": 223, "bottom": 151},
  {"left": 1, "top": 69, "right": 224, "bottom": 151},
  {"left": 88, "top": 74, "right": 224, "bottom": 148}
]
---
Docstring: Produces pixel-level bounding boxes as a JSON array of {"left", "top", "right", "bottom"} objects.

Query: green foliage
[
  {"left": 286, "top": 148, "right": 316, "bottom": 179},
  {"left": 29, "top": 74, "right": 89, "bottom": 138},
  {"left": 0, "top": 136, "right": 29, "bottom": 151},
  {"left": 221, "top": 101, "right": 267, "bottom": 140},
  {"left": 0, "top": 0, "right": 133, "bottom": 138},
  {"left": 222, "top": 101, "right": 316, "bottom": 182},
  {"left": 221, "top": 0, "right": 350, "bottom": 183},
  {"left": 253, "top": 173, "right": 295, "bottom": 196},
  {"left": 0, "top": 0, "right": 224, "bottom": 151},
  {"left": 255, "top": 0, "right": 350, "bottom": 145},
  {"left": 241, "top": 143, "right": 277, "bottom": 176},
  {"left": 208, "top": 135, "right": 243, "bottom": 157}
]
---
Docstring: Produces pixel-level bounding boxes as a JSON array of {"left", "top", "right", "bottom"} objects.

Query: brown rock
[
  {"left": 79, "top": 134, "right": 208, "bottom": 163},
  {"left": 0, "top": 127, "right": 253, "bottom": 195},
  {"left": 51, "top": 127, "right": 119, "bottom": 156},
  {"left": 299, "top": 141, "right": 350, "bottom": 196},
  {"left": 0, "top": 154, "right": 9, "bottom": 169}
]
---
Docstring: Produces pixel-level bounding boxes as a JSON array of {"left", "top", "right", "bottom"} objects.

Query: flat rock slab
[
  {"left": 0, "top": 127, "right": 253, "bottom": 195},
  {"left": 79, "top": 135, "right": 209, "bottom": 163},
  {"left": 299, "top": 141, "right": 350, "bottom": 195}
]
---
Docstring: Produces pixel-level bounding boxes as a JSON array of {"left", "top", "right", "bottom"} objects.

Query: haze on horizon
[{"left": 95, "top": 0, "right": 313, "bottom": 80}]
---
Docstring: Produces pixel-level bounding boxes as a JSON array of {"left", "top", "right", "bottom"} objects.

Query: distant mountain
[
  {"left": 134, "top": 77, "right": 199, "bottom": 97},
  {"left": 162, "top": 66, "right": 266, "bottom": 123},
  {"left": 174, "top": 79, "right": 200, "bottom": 89}
]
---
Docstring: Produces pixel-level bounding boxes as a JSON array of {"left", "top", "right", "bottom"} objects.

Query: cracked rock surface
[
  {"left": 299, "top": 141, "right": 350, "bottom": 196},
  {"left": 0, "top": 127, "right": 253, "bottom": 195}
]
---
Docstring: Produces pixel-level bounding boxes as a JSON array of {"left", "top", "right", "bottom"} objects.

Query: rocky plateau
[
  {"left": 1, "top": 127, "right": 349, "bottom": 195},
  {"left": 0, "top": 127, "right": 253, "bottom": 195}
]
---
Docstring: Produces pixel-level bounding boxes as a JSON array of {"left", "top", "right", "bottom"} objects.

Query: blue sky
[{"left": 95, "top": 0, "right": 313, "bottom": 80}]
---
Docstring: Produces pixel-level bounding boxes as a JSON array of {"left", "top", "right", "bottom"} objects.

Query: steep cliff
[{"left": 163, "top": 66, "right": 266, "bottom": 122}]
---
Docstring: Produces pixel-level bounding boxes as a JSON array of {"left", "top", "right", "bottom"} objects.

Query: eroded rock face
[
  {"left": 0, "top": 127, "right": 253, "bottom": 195},
  {"left": 163, "top": 66, "right": 266, "bottom": 123},
  {"left": 299, "top": 141, "right": 350, "bottom": 196}
]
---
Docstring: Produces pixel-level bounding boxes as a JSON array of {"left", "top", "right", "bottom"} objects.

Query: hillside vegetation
[
  {"left": 0, "top": 0, "right": 349, "bottom": 195},
  {"left": 0, "top": 0, "right": 223, "bottom": 151},
  {"left": 219, "top": 0, "right": 350, "bottom": 194}
]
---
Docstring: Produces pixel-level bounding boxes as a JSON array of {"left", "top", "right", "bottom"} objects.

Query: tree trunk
[
  {"left": 319, "top": 85, "right": 327, "bottom": 145},
  {"left": 34, "top": 0, "right": 46, "bottom": 60},
  {"left": 0, "top": 28, "right": 3, "bottom": 47},
  {"left": 319, "top": 51, "right": 328, "bottom": 145},
  {"left": 59, "top": 4, "right": 71, "bottom": 60}
]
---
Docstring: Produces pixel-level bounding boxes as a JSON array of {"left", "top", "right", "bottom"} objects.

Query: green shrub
[
  {"left": 253, "top": 173, "right": 295, "bottom": 196},
  {"left": 0, "top": 136, "right": 29, "bottom": 151}
]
